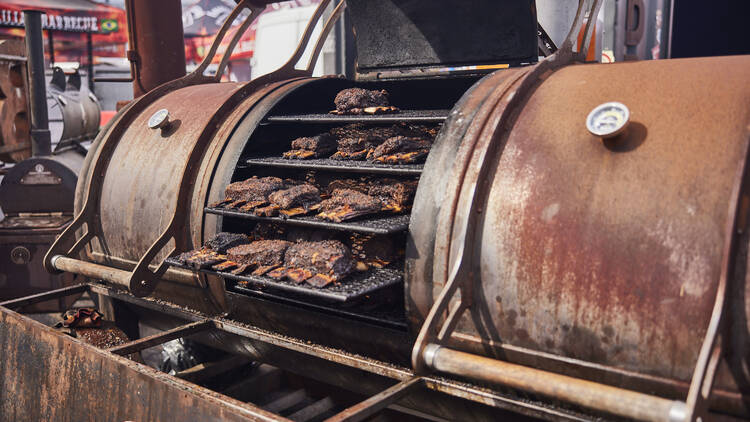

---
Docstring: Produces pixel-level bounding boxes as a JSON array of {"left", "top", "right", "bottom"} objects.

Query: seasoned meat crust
[
  {"left": 227, "top": 240, "right": 292, "bottom": 267},
  {"left": 204, "top": 232, "right": 250, "bottom": 253},
  {"left": 284, "top": 133, "right": 337, "bottom": 159},
  {"left": 368, "top": 179, "right": 417, "bottom": 208},
  {"left": 369, "top": 136, "right": 431, "bottom": 164},
  {"left": 320, "top": 189, "right": 381, "bottom": 213},
  {"left": 334, "top": 88, "right": 389, "bottom": 113},
  {"left": 224, "top": 176, "right": 285, "bottom": 202},
  {"left": 269, "top": 184, "right": 321, "bottom": 209},
  {"left": 284, "top": 240, "right": 353, "bottom": 277}
]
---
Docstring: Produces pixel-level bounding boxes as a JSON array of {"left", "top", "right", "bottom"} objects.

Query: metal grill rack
[
  {"left": 243, "top": 157, "right": 423, "bottom": 175},
  {"left": 263, "top": 109, "right": 450, "bottom": 124},
  {"left": 166, "top": 257, "right": 403, "bottom": 303},
  {"left": 205, "top": 206, "right": 410, "bottom": 235}
]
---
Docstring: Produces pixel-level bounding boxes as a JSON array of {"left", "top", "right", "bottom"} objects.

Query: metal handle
[{"left": 423, "top": 345, "right": 687, "bottom": 422}]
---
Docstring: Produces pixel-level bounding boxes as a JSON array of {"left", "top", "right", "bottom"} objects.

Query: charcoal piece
[
  {"left": 204, "top": 232, "right": 250, "bottom": 253},
  {"left": 268, "top": 184, "right": 321, "bottom": 210},
  {"left": 333, "top": 88, "right": 389, "bottom": 114},
  {"left": 227, "top": 240, "right": 292, "bottom": 268},
  {"left": 318, "top": 189, "right": 382, "bottom": 222},
  {"left": 283, "top": 133, "right": 336, "bottom": 159},
  {"left": 284, "top": 240, "right": 353, "bottom": 279},
  {"left": 224, "top": 176, "right": 285, "bottom": 202}
]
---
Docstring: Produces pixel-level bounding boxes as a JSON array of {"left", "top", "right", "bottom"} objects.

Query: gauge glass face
[
  {"left": 586, "top": 102, "right": 630, "bottom": 138},
  {"left": 148, "top": 109, "right": 169, "bottom": 129}
]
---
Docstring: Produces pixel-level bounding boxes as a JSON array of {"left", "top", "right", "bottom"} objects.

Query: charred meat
[
  {"left": 176, "top": 248, "right": 224, "bottom": 270},
  {"left": 332, "top": 88, "right": 397, "bottom": 115},
  {"left": 222, "top": 176, "right": 286, "bottom": 208},
  {"left": 317, "top": 188, "right": 382, "bottom": 222},
  {"left": 368, "top": 179, "right": 418, "bottom": 211},
  {"left": 369, "top": 136, "right": 431, "bottom": 164},
  {"left": 204, "top": 232, "right": 250, "bottom": 253},
  {"left": 269, "top": 240, "right": 353, "bottom": 287},
  {"left": 268, "top": 184, "right": 322, "bottom": 216},
  {"left": 226, "top": 240, "right": 292, "bottom": 275},
  {"left": 283, "top": 133, "right": 336, "bottom": 159}
]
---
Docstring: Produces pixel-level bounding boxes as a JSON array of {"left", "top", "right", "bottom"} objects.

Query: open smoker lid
[{"left": 347, "top": 0, "right": 539, "bottom": 79}]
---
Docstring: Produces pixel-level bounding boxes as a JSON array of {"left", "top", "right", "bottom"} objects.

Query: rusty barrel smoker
[{"left": 39, "top": 0, "right": 750, "bottom": 420}]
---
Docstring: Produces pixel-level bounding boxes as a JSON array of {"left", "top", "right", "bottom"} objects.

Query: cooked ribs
[
  {"left": 368, "top": 179, "right": 418, "bottom": 211},
  {"left": 267, "top": 183, "right": 322, "bottom": 217},
  {"left": 176, "top": 248, "right": 224, "bottom": 270},
  {"left": 204, "top": 232, "right": 250, "bottom": 253},
  {"left": 317, "top": 188, "right": 382, "bottom": 222},
  {"left": 332, "top": 88, "right": 397, "bottom": 115},
  {"left": 369, "top": 136, "right": 431, "bottom": 164},
  {"left": 283, "top": 133, "right": 336, "bottom": 159},
  {"left": 268, "top": 240, "right": 353, "bottom": 287},
  {"left": 222, "top": 176, "right": 286, "bottom": 208},
  {"left": 226, "top": 240, "right": 292, "bottom": 275}
]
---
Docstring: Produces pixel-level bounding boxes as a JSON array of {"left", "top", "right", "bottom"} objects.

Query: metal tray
[
  {"left": 166, "top": 257, "right": 403, "bottom": 303},
  {"left": 205, "top": 206, "right": 410, "bottom": 235}
]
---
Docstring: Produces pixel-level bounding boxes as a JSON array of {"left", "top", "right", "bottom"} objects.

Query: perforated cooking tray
[{"left": 166, "top": 257, "right": 403, "bottom": 303}]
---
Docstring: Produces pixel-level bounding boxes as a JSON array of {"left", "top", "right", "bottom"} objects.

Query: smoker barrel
[{"left": 41, "top": 0, "right": 750, "bottom": 420}]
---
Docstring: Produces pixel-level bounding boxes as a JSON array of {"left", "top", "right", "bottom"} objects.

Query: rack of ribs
[
  {"left": 283, "top": 133, "right": 336, "bottom": 159},
  {"left": 222, "top": 239, "right": 293, "bottom": 275},
  {"left": 368, "top": 179, "right": 418, "bottom": 212},
  {"left": 330, "top": 124, "right": 401, "bottom": 160},
  {"left": 268, "top": 240, "right": 354, "bottom": 287},
  {"left": 368, "top": 136, "right": 432, "bottom": 164},
  {"left": 255, "top": 183, "right": 322, "bottom": 217},
  {"left": 176, "top": 232, "right": 251, "bottom": 269},
  {"left": 316, "top": 188, "right": 383, "bottom": 222},
  {"left": 330, "top": 88, "right": 398, "bottom": 115},
  {"left": 216, "top": 176, "right": 286, "bottom": 209}
]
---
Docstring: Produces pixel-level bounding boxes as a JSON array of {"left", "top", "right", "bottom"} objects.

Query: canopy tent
[{"left": 0, "top": 0, "right": 127, "bottom": 63}]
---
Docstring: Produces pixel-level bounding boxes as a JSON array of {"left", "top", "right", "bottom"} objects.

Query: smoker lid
[{"left": 347, "top": 0, "right": 539, "bottom": 79}]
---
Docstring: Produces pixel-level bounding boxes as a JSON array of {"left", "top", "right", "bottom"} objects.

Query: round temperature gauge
[
  {"left": 148, "top": 108, "right": 170, "bottom": 130},
  {"left": 586, "top": 102, "right": 630, "bottom": 138}
]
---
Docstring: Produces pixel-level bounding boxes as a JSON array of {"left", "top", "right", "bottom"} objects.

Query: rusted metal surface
[
  {"left": 408, "top": 54, "right": 750, "bottom": 417},
  {"left": 108, "top": 319, "right": 214, "bottom": 355},
  {"left": 427, "top": 345, "right": 684, "bottom": 422},
  {"left": 0, "top": 306, "right": 286, "bottom": 422},
  {"left": 325, "top": 377, "right": 424, "bottom": 422},
  {"left": 125, "top": 0, "right": 186, "bottom": 97}
]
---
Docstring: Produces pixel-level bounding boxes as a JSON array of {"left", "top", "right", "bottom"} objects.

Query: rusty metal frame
[
  {"left": 43, "top": 0, "right": 345, "bottom": 298},
  {"left": 324, "top": 377, "right": 425, "bottom": 422},
  {"left": 408, "top": 1, "right": 746, "bottom": 421},
  {"left": 1, "top": 282, "right": 599, "bottom": 421}
]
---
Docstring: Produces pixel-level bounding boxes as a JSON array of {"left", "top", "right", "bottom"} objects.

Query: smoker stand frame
[{"left": 0, "top": 282, "right": 597, "bottom": 422}]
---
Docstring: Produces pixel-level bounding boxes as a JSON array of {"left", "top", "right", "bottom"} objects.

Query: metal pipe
[
  {"left": 124, "top": 0, "right": 186, "bottom": 97},
  {"left": 51, "top": 255, "right": 131, "bottom": 287},
  {"left": 424, "top": 345, "right": 687, "bottom": 422},
  {"left": 23, "top": 10, "right": 51, "bottom": 157}
]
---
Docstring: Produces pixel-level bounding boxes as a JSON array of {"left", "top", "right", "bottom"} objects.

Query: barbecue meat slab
[
  {"left": 224, "top": 176, "right": 285, "bottom": 203},
  {"left": 268, "top": 184, "right": 321, "bottom": 210},
  {"left": 268, "top": 240, "right": 353, "bottom": 286},
  {"left": 368, "top": 136, "right": 431, "bottom": 164},
  {"left": 368, "top": 179, "right": 418, "bottom": 211},
  {"left": 176, "top": 249, "right": 224, "bottom": 270},
  {"left": 283, "top": 133, "right": 336, "bottom": 159},
  {"left": 204, "top": 232, "right": 250, "bottom": 253},
  {"left": 317, "top": 188, "right": 383, "bottom": 222},
  {"left": 227, "top": 240, "right": 292, "bottom": 267},
  {"left": 331, "top": 88, "right": 398, "bottom": 115}
]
